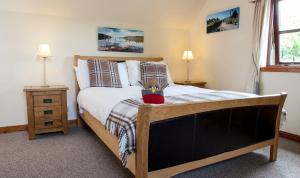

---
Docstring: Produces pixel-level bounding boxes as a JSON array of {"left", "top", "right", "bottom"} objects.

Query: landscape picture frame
[
  {"left": 207, "top": 7, "right": 240, "bottom": 34},
  {"left": 98, "top": 27, "right": 144, "bottom": 53}
]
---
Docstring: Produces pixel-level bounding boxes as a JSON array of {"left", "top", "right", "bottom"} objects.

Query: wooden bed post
[
  {"left": 136, "top": 105, "right": 152, "bottom": 178},
  {"left": 270, "top": 92, "right": 287, "bottom": 161}
]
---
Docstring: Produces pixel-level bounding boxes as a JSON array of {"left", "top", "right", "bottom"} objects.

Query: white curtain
[{"left": 246, "top": 0, "right": 274, "bottom": 94}]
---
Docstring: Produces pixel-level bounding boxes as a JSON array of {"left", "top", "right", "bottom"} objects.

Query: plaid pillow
[
  {"left": 140, "top": 62, "right": 168, "bottom": 86},
  {"left": 87, "top": 60, "right": 122, "bottom": 88}
]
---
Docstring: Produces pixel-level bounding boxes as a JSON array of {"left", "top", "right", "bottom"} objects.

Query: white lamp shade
[
  {"left": 182, "top": 50, "right": 194, "bottom": 61},
  {"left": 38, "top": 44, "right": 51, "bottom": 58}
]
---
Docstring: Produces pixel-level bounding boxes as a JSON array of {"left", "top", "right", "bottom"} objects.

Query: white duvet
[{"left": 77, "top": 85, "right": 214, "bottom": 125}]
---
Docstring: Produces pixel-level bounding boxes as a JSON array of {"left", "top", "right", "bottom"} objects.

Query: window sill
[{"left": 261, "top": 65, "right": 300, "bottom": 73}]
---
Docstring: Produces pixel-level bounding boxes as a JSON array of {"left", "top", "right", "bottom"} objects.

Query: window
[
  {"left": 275, "top": 0, "right": 300, "bottom": 64},
  {"left": 263, "top": 0, "right": 300, "bottom": 72}
]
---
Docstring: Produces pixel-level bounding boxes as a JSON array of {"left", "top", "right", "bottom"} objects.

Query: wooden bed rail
[
  {"left": 147, "top": 93, "right": 285, "bottom": 123},
  {"left": 136, "top": 93, "right": 287, "bottom": 178}
]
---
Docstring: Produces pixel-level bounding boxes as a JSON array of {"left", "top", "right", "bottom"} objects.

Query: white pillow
[
  {"left": 74, "top": 60, "right": 130, "bottom": 89},
  {"left": 118, "top": 62, "right": 130, "bottom": 87},
  {"left": 75, "top": 60, "right": 90, "bottom": 90},
  {"left": 126, "top": 60, "right": 141, "bottom": 86},
  {"left": 125, "top": 60, "right": 174, "bottom": 86}
]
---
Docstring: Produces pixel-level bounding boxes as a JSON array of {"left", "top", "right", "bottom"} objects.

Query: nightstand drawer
[
  {"left": 34, "top": 106, "right": 62, "bottom": 120},
  {"left": 35, "top": 119, "right": 62, "bottom": 130},
  {"left": 35, "top": 116, "right": 62, "bottom": 122},
  {"left": 34, "top": 95, "right": 61, "bottom": 107}
]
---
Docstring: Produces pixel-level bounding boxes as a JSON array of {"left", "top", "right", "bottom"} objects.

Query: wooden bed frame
[{"left": 74, "top": 55, "right": 287, "bottom": 178}]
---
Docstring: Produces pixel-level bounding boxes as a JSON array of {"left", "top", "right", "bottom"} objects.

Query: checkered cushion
[
  {"left": 87, "top": 60, "right": 122, "bottom": 88},
  {"left": 140, "top": 62, "right": 168, "bottom": 86}
]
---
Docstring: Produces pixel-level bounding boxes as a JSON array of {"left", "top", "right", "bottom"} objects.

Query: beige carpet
[{"left": 0, "top": 127, "right": 299, "bottom": 178}]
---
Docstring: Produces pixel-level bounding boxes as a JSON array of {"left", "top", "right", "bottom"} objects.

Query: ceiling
[{"left": 0, "top": 0, "right": 206, "bottom": 29}]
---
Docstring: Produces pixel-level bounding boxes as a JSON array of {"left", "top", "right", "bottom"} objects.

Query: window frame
[
  {"left": 274, "top": 0, "right": 300, "bottom": 65},
  {"left": 262, "top": 0, "right": 300, "bottom": 72}
]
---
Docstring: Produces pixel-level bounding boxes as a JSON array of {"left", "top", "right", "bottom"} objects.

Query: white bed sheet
[{"left": 77, "top": 85, "right": 213, "bottom": 125}]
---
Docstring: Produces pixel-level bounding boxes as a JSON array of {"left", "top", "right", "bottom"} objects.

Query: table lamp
[
  {"left": 182, "top": 50, "right": 194, "bottom": 83},
  {"left": 38, "top": 44, "right": 51, "bottom": 87}
]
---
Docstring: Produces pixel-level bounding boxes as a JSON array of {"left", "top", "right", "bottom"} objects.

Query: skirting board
[
  {"left": 0, "top": 120, "right": 78, "bottom": 134},
  {"left": 279, "top": 131, "right": 300, "bottom": 143}
]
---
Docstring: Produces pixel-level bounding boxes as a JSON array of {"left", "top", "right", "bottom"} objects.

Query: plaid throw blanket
[{"left": 105, "top": 91, "right": 259, "bottom": 166}]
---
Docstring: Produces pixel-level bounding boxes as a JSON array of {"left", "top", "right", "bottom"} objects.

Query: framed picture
[
  {"left": 98, "top": 27, "right": 144, "bottom": 53},
  {"left": 207, "top": 7, "right": 240, "bottom": 34}
]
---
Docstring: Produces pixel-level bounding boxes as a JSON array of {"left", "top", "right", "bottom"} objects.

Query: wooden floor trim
[
  {"left": 0, "top": 125, "right": 27, "bottom": 134},
  {"left": 0, "top": 120, "right": 78, "bottom": 134},
  {"left": 68, "top": 120, "right": 78, "bottom": 127},
  {"left": 279, "top": 131, "right": 300, "bottom": 143}
]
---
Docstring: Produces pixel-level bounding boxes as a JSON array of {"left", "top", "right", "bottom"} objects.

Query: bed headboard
[
  {"left": 74, "top": 55, "right": 163, "bottom": 67},
  {"left": 73, "top": 55, "right": 164, "bottom": 91}
]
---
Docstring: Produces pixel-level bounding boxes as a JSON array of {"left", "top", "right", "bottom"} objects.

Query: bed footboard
[{"left": 136, "top": 93, "right": 287, "bottom": 178}]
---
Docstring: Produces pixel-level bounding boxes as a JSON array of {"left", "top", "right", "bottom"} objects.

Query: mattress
[{"left": 77, "top": 85, "right": 214, "bottom": 125}]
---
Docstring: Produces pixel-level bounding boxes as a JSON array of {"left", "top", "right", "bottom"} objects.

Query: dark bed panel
[
  {"left": 195, "top": 110, "right": 231, "bottom": 159},
  {"left": 148, "top": 105, "right": 278, "bottom": 172},
  {"left": 148, "top": 114, "right": 195, "bottom": 171},
  {"left": 256, "top": 106, "right": 278, "bottom": 142},
  {"left": 225, "top": 107, "right": 259, "bottom": 150}
]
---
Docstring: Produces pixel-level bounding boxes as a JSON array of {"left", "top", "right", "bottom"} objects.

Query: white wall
[
  {"left": 0, "top": 11, "right": 190, "bottom": 127},
  {"left": 190, "top": 0, "right": 254, "bottom": 91},
  {"left": 261, "top": 73, "right": 300, "bottom": 135},
  {"left": 190, "top": 0, "right": 300, "bottom": 135}
]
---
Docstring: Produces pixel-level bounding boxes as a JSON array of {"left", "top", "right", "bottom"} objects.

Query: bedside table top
[
  {"left": 23, "top": 85, "right": 69, "bottom": 92},
  {"left": 174, "top": 81, "right": 207, "bottom": 85}
]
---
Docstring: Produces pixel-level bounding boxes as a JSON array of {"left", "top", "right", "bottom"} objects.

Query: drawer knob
[
  {"left": 44, "top": 110, "right": 53, "bottom": 115},
  {"left": 44, "top": 120, "right": 54, "bottom": 126},
  {"left": 43, "top": 98, "right": 53, "bottom": 103}
]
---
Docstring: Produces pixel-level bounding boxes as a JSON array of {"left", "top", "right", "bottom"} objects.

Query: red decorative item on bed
[{"left": 140, "top": 80, "right": 167, "bottom": 104}]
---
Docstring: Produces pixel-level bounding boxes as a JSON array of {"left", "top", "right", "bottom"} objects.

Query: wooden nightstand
[
  {"left": 23, "top": 85, "right": 69, "bottom": 140},
  {"left": 174, "top": 81, "right": 207, "bottom": 88}
]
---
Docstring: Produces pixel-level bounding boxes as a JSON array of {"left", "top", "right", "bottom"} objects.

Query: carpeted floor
[{"left": 0, "top": 128, "right": 300, "bottom": 178}]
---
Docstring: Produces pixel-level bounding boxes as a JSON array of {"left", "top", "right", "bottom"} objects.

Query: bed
[{"left": 74, "top": 55, "right": 287, "bottom": 178}]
